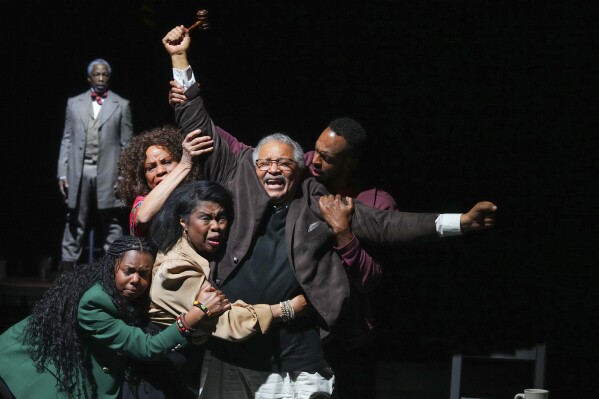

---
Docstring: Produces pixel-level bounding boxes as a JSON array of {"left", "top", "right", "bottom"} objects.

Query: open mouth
[
  {"left": 264, "top": 177, "right": 286, "bottom": 190},
  {"left": 208, "top": 240, "right": 221, "bottom": 247},
  {"left": 207, "top": 235, "right": 223, "bottom": 246},
  {"left": 309, "top": 166, "right": 321, "bottom": 177}
]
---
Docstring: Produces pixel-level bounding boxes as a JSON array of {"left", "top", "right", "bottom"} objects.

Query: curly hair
[
  {"left": 23, "top": 236, "right": 157, "bottom": 397},
  {"left": 117, "top": 126, "right": 204, "bottom": 206}
]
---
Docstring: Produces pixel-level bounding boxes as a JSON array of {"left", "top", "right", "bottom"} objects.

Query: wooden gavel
[
  {"left": 188, "top": 9, "right": 210, "bottom": 31},
  {"left": 167, "top": 9, "right": 210, "bottom": 45}
]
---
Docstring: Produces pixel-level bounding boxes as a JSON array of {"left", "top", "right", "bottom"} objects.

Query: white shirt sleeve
[
  {"left": 172, "top": 66, "right": 196, "bottom": 90},
  {"left": 435, "top": 213, "right": 462, "bottom": 237}
]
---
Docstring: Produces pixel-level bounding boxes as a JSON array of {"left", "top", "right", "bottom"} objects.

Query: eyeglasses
[{"left": 255, "top": 158, "right": 296, "bottom": 171}]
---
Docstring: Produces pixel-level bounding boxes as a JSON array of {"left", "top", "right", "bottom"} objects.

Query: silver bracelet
[
  {"left": 280, "top": 300, "right": 294, "bottom": 323},
  {"left": 288, "top": 300, "right": 295, "bottom": 320}
]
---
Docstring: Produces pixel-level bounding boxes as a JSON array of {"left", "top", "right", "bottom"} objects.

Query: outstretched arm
[
  {"left": 460, "top": 201, "right": 497, "bottom": 232},
  {"left": 163, "top": 25, "right": 240, "bottom": 185},
  {"left": 78, "top": 285, "right": 228, "bottom": 361},
  {"left": 162, "top": 25, "right": 214, "bottom": 139},
  {"left": 209, "top": 293, "right": 309, "bottom": 342},
  {"left": 350, "top": 201, "right": 498, "bottom": 246},
  {"left": 150, "top": 253, "right": 309, "bottom": 343}
]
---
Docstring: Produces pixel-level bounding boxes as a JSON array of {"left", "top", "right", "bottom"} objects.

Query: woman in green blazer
[{"left": 0, "top": 236, "right": 229, "bottom": 399}]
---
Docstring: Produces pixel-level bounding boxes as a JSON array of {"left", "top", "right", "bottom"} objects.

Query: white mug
[{"left": 514, "top": 388, "right": 549, "bottom": 399}]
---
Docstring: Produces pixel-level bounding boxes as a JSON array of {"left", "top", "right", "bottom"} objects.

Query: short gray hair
[
  {"left": 252, "top": 133, "right": 305, "bottom": 170},
  {"left": 87, "top": 58, "right": 112, "bottom": 77}
]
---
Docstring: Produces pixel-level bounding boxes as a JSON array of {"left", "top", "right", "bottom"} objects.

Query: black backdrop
[{"left": 1, "top": 0, "right": 597, "bottom": 396}]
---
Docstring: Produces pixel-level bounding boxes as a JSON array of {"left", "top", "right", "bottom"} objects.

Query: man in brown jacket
[{"left": 163, "top": 26, "right": 497, "bottom": 399}]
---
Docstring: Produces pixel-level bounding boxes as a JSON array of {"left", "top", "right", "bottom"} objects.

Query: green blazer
[{"left": 0, "top": 283, "right": 189, "bottom": 398}]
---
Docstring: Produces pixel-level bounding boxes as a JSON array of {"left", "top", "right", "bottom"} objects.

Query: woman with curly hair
[
  {"left": 117, "top": 126, "right": 213, "bottom": 237},
  {"left": 0, "top": 236, "right": 229, "bottom": 399}
]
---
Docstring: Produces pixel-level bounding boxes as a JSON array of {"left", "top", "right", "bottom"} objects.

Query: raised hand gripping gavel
[{"left": 167, "top": 9, "right": 210, "bottom": 45}]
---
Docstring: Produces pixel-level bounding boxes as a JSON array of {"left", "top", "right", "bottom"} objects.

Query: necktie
[{"left": 91, "top": 91, "right": 107, "bottom": 105}]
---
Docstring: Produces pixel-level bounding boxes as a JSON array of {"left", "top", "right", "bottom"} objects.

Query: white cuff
[
  {"left": 435, "top": 213, "right": 462, "bottom": 237},
  {"left": 172, "top": 66, "right": 196, "bottom": 90}
]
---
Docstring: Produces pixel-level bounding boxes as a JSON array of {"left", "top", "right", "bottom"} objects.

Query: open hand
[{"left": 180, "top": 130, "right": 213, "bottom": 164}]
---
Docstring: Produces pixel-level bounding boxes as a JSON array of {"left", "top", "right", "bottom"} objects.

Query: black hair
[
  {"left": 150, "top": 180, "right": 234, "bottom": 253},
  {"left": 23, "top": 236, "right": 157, "bottom": 397},
  {"left": 328, "top": 117, "right": 368, "bottom": 159}
]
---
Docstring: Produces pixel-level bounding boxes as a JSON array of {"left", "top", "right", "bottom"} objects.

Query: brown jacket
[{"left": 175, "top": 84, "right": 439, "bottom": 336}]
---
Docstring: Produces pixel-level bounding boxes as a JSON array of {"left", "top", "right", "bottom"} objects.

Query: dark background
[{"left": 0, "top": 0, "right": 597, "bottom": 396}]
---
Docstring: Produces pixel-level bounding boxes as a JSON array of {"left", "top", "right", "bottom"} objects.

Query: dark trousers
[
  {"left": 122, "top": 322, "right": 205, "bottom": 399},
  {"left": 325, "top": 340, "right": 377, "bottom": 399},
  {"left": 0, "top": 376, "right": 15, "bottom": 399}
]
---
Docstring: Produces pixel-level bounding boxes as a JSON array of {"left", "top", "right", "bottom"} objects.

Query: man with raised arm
[{"left": 162, "top": 25, "right": 496, "bottom": 399}]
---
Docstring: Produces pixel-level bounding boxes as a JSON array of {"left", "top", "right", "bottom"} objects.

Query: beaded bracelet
[
  {"left": 180, "top": 312, "right": 195, "bottom": 330},
  {"left": 176, "top": 313, "right": 195, "bottom": 337},
  {"left": 193, "top": 300, "right": 212, "bottom": 317}
]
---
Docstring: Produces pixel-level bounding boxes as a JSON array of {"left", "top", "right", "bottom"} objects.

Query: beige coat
[{"left": 149, "top": 238, "right": 273, "bottom": 344}]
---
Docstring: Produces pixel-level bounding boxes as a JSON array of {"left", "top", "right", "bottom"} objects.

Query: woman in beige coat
[
  {"left": 121, "top": 181, "right": 306, "bottom": 398},
  {"left": 149, "top": 180, "right": 306, "bottom": 339}
]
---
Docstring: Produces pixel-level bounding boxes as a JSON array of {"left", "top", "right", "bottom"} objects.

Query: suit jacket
[
  {"left": 175, "top": 84, "right": 439, "bottom": 336},
  {"left": 57, "top": 90, "right": 133, "bottom": 209},
  {"left": 0, "top": 284, "right": 188, "bottom": 399}
]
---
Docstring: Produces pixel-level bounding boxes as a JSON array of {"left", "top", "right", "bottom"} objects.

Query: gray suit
[{"left": 57, "top": 90, "right": 133, "bottom": 262}]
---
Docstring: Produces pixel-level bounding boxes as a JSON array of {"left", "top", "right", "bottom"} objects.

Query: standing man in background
[{"left": 57, "top": 58, "right": 133, "bottom": 271}]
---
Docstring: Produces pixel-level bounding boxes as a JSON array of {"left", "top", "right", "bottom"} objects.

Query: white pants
[{"left": 199, "top": 351, "right": 334, "bottom": 399}]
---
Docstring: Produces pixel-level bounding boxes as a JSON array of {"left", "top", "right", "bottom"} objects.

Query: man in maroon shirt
[{"left": 305, "top": 117, "right": 395, "bottom": 399}]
